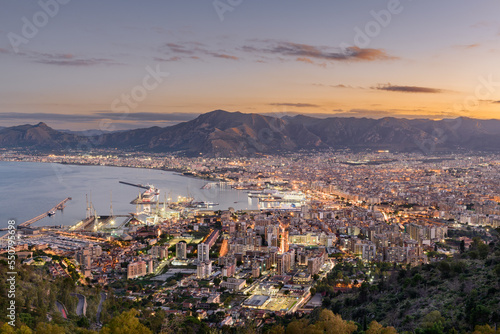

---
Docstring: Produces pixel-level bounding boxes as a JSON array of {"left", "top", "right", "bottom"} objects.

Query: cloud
[
  {"left": 157, "top": 39, "right": 394, "bottom": 66},
  {"left": 268, "top": 103, "right": 320, "bottom": 108},
  {"left": 161, "top": 42, "right": 239, "bottom": 61},
  {"left": 327, "top": 108, "right": 465, "bottom": 119},
  {"left": 95, "top": 112, "right": 199, "bottom": 122},
  {"left": 0, "top": 111, "right": 199, "bottom": 123},
  {"left": 471, "top": 21, "right": 493, "bottom": 29},
  {"left": 154, "top": 56, "right": 181, "bottom": 62},
  {"left": 212, "top": 53, "right": 238, "bottom": 60},
  {"left": 374, "top": 84, "right": 443, "bottom": 93},
  {"left": 296, "top": 57, "right": 314, "bottom": 64},
  {"left": 34, "top": 53, "right": 119, "bottom": 66},
  {"left": 454, "top": 43, "right": 480, "bottom": 49},
  {"left": 0, "top": 48, "right": 121, "bottom": 66},
  {"left": 242, "top": 41, "right": 396, "bottom": 63},
  {"left": 313, "top": 83, "right": 356, "bottom": 89}
]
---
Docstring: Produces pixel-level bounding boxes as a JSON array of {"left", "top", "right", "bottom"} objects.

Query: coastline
[
  {"left": 0, "top": 159, "right": 224, "bottom": 183},
  {"left": 0, "top": 160, "right": 256, "bottom": 231}
]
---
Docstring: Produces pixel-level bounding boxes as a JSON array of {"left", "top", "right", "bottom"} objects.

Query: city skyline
[{"left": 1, "top": 1, "right": 500, "bottom": 130}]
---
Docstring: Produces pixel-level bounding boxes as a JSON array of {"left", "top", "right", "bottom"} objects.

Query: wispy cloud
[
  {"left": 313, "top": 83, "right": 358, "bottom": 89},
  {"left": 326, "top": 108, "right": 463, "bottom": 119},
  {"left": 268, "top": 103, "right": 320, "bottom": 108},
  {"left": 160, "top": 42, "right": 239, "bottom": 61},
  {"left": 0, "top": 47, "right": 121, "bottom": 66},
  {"left": 156, "top": 39, "right": 394, "bottom": 66},
  {"left": 33, "top": 53, "right": 120, "bottom": 66},
  {"left": 0, "top": 111, "right": 199, "bottom": 123},
  {"left": 154, "top": 56, "right": 182, "bottom": 62},
  {"left": 212, "top": 53, "right": 238, "bottom": 60},
  {"left": 242, "top": 41, "right": 396, "bottom": 64},
  {"left": 96, "top": 112, "right": 199, "bottom": 121},
  {"left": 454, "top": 43, "right": 480, "bottom": 49},
  {"left": 374, "top": 84, "right": 443, "bottom": 93}
]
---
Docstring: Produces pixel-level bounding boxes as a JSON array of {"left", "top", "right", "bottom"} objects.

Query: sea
[{"left": 0, "top": 161, "right": 259, "bottom": 230}]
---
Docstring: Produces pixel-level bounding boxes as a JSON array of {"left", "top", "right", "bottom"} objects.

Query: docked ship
[
  {"left": 139, "top": 185, "right": 160, "bottom": 203},
  {"left": 247, "top": 189, "right": 280, "bottom": 198},
  {"left": 248, "top": 189, "right": 305, "bottom": 202}
]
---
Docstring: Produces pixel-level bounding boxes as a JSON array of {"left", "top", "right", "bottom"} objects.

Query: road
[
  {"left": 55, "top": 301, "right": 68, "bottom": 319},
  {"left": 72, "top": 293, "right": 87, "bottom": 316},
  {"left": 96, "top": 292, "right": 107, "bottom": 325}
]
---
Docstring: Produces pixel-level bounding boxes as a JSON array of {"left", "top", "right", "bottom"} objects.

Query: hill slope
[
  {"left": 316, "top": 240, "right": 500, "bottom": 332},
  {"left": 2, "top": 111, "right": 500, "bottom": 155}
]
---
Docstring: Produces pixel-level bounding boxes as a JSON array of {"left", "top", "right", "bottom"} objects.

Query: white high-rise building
[
  {"left": 198, "top": 243, "right": 209, "bottom": 262},
  {"left": 197, "top": 261, "right": 212, "bottom": 279}
]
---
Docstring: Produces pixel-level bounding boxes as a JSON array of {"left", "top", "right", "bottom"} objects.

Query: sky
[{"left": 0, "top": 0, "right": 500, "bottom": 130}]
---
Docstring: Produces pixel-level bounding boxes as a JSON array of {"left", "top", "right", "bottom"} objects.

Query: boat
[
  {"left": 248, "top": 189, "right": 305, "bottom": 202},
  {"left": 140, "top": 185, "right": 160, "bottom": 203},
  {"left": 48, "top": 210, "right": 56, "bottom": 216},
  {"left": 247, "top": 189, "right": 280, "bottom": 198},
  {"left": 191, "top": 201, "right": 219, "bottom": 208}
]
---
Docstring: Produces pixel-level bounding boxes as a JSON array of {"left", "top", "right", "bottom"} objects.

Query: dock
[{"left": 19, "top": 197, "right": 72, "bottom": 228}]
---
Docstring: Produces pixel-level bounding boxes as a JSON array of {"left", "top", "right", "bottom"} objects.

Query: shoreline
[
  {"left": 0, "top": 160, "right": 256, "bottom": 231},
  {"left": 0, "top": 159, "right": 224, "bottom": 183}
]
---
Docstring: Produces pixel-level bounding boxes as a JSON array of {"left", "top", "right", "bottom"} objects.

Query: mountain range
[{"left": 1, "top": 110, "right": 500, "bottom": 156}]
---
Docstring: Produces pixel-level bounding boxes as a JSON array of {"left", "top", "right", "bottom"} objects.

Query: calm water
[{"left": 0, "top": 161, "right": 258, "bottom": 229}]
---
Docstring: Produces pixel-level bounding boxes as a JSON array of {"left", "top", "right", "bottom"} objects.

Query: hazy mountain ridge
[
  {"left": 1, "top": 111, "right": 500, "bottom": 155},
  {"left": 0, "top": 122, "right": 83, "bottom": 150}
]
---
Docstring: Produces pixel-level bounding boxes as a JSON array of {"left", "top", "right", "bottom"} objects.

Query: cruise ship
[
  {"left": 140, "top": 185, "right": 160, "bottom": 203},
  {"left": 248, "top": 189, "right": 306, "bottom": 202}
]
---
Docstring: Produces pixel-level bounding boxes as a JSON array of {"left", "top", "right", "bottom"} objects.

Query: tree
[
  {"left": 366, "top": 321, "right": 397, "bottom": 334},
  {"left": 285, "top": 319, "right": 308, "bottom": 334},
  {"left": 460, "top": 240, "right": 465, "bottom": 253},
  {"left": 267, "top": 324, "right": 285, "bottom": 334},
  {"left": 34, "top": 323, "right": 65, "bottom": 334},
  {"left": 0, "top": 323, "right": 15, "bottom": 334},
  {"left": 472, "top": 324, "right": 500, "bottom": 334},
  {"left": 100, "top": 309, "right": 152, "bottom": 334},
  {"left": 304, "top": 309, "right": 357, "bottom": 334},
  {"left": 420, "top": 310, "right": 445, "bottom": 331}
]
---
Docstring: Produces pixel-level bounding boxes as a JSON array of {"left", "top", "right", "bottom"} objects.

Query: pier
[{"left": 19, "top": 197, "right": 72, "bottom": 228}]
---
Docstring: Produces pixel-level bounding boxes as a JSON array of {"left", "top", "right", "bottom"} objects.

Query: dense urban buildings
[{"left": 1, "top": 150, "right": 499, "bottom": 331}]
